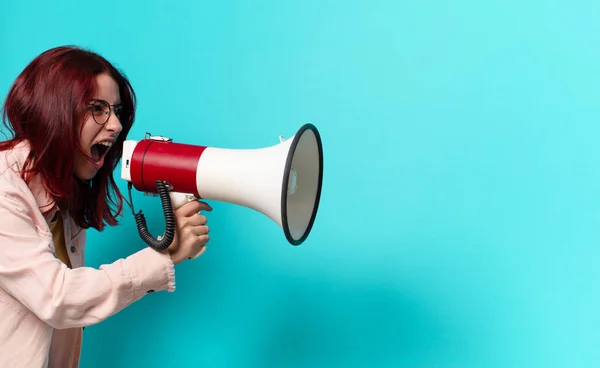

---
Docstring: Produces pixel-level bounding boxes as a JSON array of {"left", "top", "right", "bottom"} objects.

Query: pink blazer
[{"left": 0, "top": 141, "right": 176, "bottom": 367}]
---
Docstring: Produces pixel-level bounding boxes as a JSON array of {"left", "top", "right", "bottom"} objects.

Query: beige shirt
[
  {"left": 0, "top": 140, "right": 176, "bottom": 367},
  {"left": 50, "top": 211, "right": 71, "bottom": 268}
]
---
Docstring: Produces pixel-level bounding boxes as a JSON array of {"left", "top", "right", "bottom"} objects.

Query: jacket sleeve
[{"left": 0, "top": 177, "right": 175, "bottom": 330}]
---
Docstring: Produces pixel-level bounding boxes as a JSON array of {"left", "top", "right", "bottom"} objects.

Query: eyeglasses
[{"left": 88, "top": 99, "right": 124, "bottom": 125}]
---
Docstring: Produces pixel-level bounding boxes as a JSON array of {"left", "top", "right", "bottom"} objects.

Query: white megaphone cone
[{"left": 121, "top": 123, "right": 323, "bottom": 252}]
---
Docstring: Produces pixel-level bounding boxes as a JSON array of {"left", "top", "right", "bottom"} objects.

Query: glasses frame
[{"left": 87, "top": 99, "right": 124, "bottom": 125}]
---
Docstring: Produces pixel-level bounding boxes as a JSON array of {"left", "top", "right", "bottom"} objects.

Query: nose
[{"left": 104, "top": 110, "right": 123, "bottom": 135}]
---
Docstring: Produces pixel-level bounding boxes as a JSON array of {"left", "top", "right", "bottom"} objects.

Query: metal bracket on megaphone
[{"left": 144, "top": 133, "right": 172, "bottom": 142}]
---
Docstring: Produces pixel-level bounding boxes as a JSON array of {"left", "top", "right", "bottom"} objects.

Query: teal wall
[{"left": 2, "top": 1, "right": 600, "bottom": 367}]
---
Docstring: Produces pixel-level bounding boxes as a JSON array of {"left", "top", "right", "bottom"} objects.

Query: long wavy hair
[{"left": 0, "top": 45, "right": 137, "bottom": 231}]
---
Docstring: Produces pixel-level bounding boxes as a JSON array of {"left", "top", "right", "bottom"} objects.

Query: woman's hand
[{"left": 167, "top": 200, "right": 212, "bottom": 264}]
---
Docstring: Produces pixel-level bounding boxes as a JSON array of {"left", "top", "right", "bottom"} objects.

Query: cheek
[{"left": 80, "top": 118, "right": 101, "bottom": 146}]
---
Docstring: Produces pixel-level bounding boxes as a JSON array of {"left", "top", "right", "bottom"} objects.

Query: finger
[
  {"left": 195, "top": 201, "right": 213, "bottom": 213},
  {"left": 191, "top": 225, "right": 210, "bottom": 237},
  {"left": 189, "top": 244, "right": 207, "bottom": 260},
  {"left": 177, "top": 200, "right": 212, "bottom": 217},
  {"left": 187, "top": 214, "right": 207, "bottom": 226},
  {"left": 196, "top": 234, "right": 210, "bottom": 246}
]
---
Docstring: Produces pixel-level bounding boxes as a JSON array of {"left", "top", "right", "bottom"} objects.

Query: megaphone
[{"left": 120, "top": 123, "right": 323, "bottom": 252}]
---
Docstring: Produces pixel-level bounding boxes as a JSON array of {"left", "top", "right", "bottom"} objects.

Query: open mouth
[{"left": 91, "top": 140, "right": 113, "bottom": 163}]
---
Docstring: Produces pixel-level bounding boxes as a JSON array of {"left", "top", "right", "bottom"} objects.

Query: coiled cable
[{"left": 127, "top": 180, "right": 176, "bottom": 251}]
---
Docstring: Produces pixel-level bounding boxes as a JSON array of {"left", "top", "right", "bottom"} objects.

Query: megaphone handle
[
  {"left": 169, "top": 192, "right": 198, "bottom": 209},
  {"left": 168, "top": 192, "right": 207, "bottom": 260}
]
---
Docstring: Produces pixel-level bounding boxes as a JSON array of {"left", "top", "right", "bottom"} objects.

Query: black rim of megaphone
[{"left": 281, "top": 123, "right": 323, "bottom": 246}]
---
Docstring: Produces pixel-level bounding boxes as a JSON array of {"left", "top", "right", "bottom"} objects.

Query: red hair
[{"left": 0, "top": 45, "right": 136, "bottom": 231}]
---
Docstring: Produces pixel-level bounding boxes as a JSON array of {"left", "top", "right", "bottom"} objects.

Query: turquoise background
[{"left": 2, "top": 0, "right": 600, "bottom": 367}]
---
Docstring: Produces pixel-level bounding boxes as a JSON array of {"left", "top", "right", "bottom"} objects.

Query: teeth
[{"left": 98, "top": 141, "right": 113, "bottom": 147}]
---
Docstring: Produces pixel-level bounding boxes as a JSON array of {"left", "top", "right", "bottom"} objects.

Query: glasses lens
[
  {"left": 90, "top": 100, "right": 110, "bottom": 124},
  {"left": 113, "top": 105, "right": 123, "bottom": 119}
]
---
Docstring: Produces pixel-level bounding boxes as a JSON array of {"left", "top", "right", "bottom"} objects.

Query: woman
[{"left": 0, "top": 46, "right": 211, "bottom": 367}]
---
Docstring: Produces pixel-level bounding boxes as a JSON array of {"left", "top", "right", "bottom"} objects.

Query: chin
[{"left": 74, "top": 166, "right": 100, "bottom": 181}]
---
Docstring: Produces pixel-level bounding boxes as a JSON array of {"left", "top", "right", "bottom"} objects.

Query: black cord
[{"left": 127, "top": 180, "right": 176, "bottom": 251}]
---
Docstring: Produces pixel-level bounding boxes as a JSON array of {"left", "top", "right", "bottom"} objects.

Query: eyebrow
[{"left": 91, "top": 98, "right": 122, "bottom": 105}]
